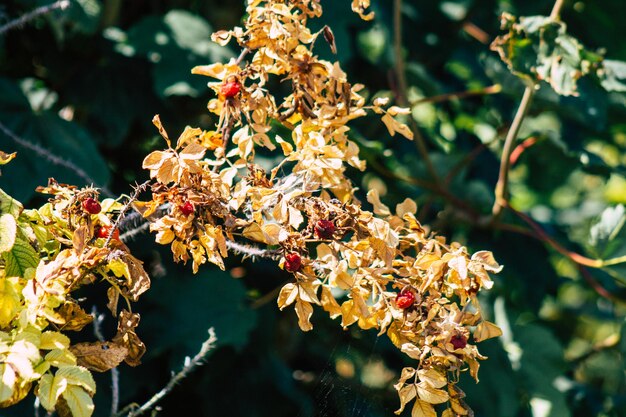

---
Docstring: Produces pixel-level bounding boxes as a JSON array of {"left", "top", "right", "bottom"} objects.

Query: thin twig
[
  {"left": 118, "top": 328, "right": 218, "bottom": 417},
  {"left": 91, "top": 307, "right": 121, "bottom": 417},
  {"left": 0, "top": 0, "right": 69, "bottom": 36},
  {"left": 105, "top": 180, "right": 151, "bottom": 247},
  {"left": 491, "top": 84, "right": 536, "bottom": 218},
  {"left": 492, "top": 0, "right": 567, "bottom": 218},
  {"left": 410, "top": 84, "right": 501, "bottom": 107},
  {"left": 392, "top": 0, "right": 440, "bottom": 186},
  {"left": 504, "top": 202, "right": 602, "bottom": 268},
  {"left": 0, "top": 120, "right": 113, "bottom": 196},
  {"left": 461, "top": 22, "right": 490, "bottom": 44},
  {"left": 577, "top": 266, "right": 626, "bottom": 306},
  {"left": 550, "top": 0, "right": 566, "bottom": 20}
]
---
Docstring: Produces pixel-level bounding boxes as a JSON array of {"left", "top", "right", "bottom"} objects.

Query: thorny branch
[
  {"left": 105, "top": 180, "right": 152, "bottom": 247},
  {"left": 0, "top": 120, "right": 113, "bottom": 196},
  {"left": 115, "top": 329, "right": 218, "bottom": 417},
  {"left": 0, "top": 0, "right": 69, "bottom": 36}
]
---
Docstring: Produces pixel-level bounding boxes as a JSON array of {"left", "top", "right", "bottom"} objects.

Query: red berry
[
  {"left": 96, "top": 225, "right": 120, "bottom": 241},
  {"left": 284, "top": 252, "right": 302, "bottom": 273},
  {"left": 220, "top": 80, "right": 241, "bottom": 98},
  {"left": 396, "top": 290, "right": 415, "bottom": 309},
  {"left": 314, "top": 219, "right": 335, "bottom": 240},
  {"left": 450, "top": 334, "right": 467, "bottom": 350},
  {"left": 82, "top": 198, "right": 101, "bottom": 214},
  {"left": 180, "top": 201, "right": 195, "bottom": 216}
]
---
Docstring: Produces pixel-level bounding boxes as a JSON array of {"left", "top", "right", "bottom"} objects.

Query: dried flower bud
[
  {"left": 395, "top": 290, "right": 415, "bottom": 309},
  {"left": 220, "top": 80, "right": 241, "bottom": 98},
  {"left": 315, "top": 219, "right": 335, "bottom": 239},
  {"left": 96, "top": 225, "right": 119, "bottom": 241},
  {"left": 284, "top": 252, "right": 302, "bottom": 273},
  {"left": 180, "top": 201, "right": 195, "bottom": 216},
  {"left": 450, "top": 334, "right": 468, "bottom": 350},
  {"left": 82, "top": 198, "right": 101, "bottom": 214}
]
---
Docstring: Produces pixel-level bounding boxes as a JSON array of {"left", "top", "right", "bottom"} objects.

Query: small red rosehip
[
  {"left": 180, "top": 201, "right": 195, "bottom": 216},
  {"left": 82, "top": 197, "right": 101, "bottom": 214},
  {"left": 450, "top": 334, "right": 467, "bottom": 350},
  {"left": 314, "top": 219, "right": 335, "bottom": 240},
  {"left": 395, "top": 290, "right": 415, "bottom": 309},
  {"left": 96, "top": 225, "right": 120, "bottom": 241},
  {"left": 284, "top": 252, "right": 302, "bottom": 273},
  {"left": 220, "top": 80, "right": 241, "bottom": 98}
]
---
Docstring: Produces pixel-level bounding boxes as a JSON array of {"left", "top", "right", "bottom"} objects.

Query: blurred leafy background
[{"left": 2, "top": 0, "right": 626, "bottom": 416}]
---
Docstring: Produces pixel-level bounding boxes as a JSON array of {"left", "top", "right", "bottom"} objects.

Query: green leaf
[
  {"left": 515, "top": 324, "right": 571, "bottom": 417},
  {"left": 0, "top": 213, "right": 17, "bottom": 253},
  {"left": 2, "top": 238, "right": 40, "bottom": 278},
  {"left": 491, "top": 13, "right": 602, "bottom": 96},
  {"left": 0, "top": 77, "right": 110, "bottom": 202},
  {"left": 115, "top": 10, "right": 233, "bottom": 98},
  {"left": 600, "top": 59, "right": 626, "bottom": 92},
  {"left": 589, "top": 205, "right": 626, "bottom": 258}
]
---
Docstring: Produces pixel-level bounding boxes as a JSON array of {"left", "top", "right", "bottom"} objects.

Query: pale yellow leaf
[
  {"left": 56, "top": 366, "right": 96, "bottom": 394},
  {"left": 298, "top": 282, "right": 321, "bottom": 305},
  {"left": 0, "top": 151, "right": 16, "bottom": 165},
  {"left": 442, "top": 409, "right": 454, "bottom": 417},
  {"left": 242, "top": 223, "right": 266, "bottom": 244},
  {"left": 366, "top": 189, "right": 390, "bottom": 216},
  {"left": 396, "top": 198, "right": 417, "bottom": 217},
  {"left": 108, "top": 258, "right": 130, "bottom": 279},
  {"left": 418, "top": 369, "right": 447, "bottom": 389},
  {"left": 175, "top": 126, "right": 203, "bottom": 149},
  {"left": 295, "top": 299, "right": 314, "bottom": 331},
  {"left": 320, "top": 286, "right": 341, "bottom": 319},
  {"left": 412, "top": 399, "right": 437, "bottom": 417},
  {"left": 400, "top": 343, "right": 422, "bottom": 360},
  {"left": 474, "top": 321, "right": 502, "bottom": 342},
  {"left": 152, "top": 114, "right": 170, "bottom": 147},
  {"left": 0, "top": 213, "right": 17, "bottom": 253},
  {"left": 45, "top": 349, "right": 77, "bottom": 368},
  {"left": 277, "top": 283, "right": 298, "bottom": 310},
  {"left": 387, "top": 106, "right": 411, "bottom": 116},
  {"left": 179, "top": 142, "right": 207, "bottom": 160},
  {"left": 61, "top": 385, "right": 95, "bottom": 417},
  {"left": 417, "top": 381, "right": 449, "bottom": 404},
  {"left": 37, "top": 373, "right": 66, "bottom": 411},
  {"left": 394, "top": 384, "right": 417, "bottom": 415},
  {"left": 0, "top": 363, "right": 16, "bottom": 403},
  {"left": 471, "top": 250, "right": 503, "bottom": 272},
  {"left": 40, "top": 332, "right": 71, "bottom": 350},
  {"left": 0, "top": 278, "right": 20, "bottom": 328}
]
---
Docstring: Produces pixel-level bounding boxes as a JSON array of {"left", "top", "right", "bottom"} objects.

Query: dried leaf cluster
[
  {"left": 139, "top": 1, "right": 503, "bottom": 416},
  {"left": 0, "top": 181, "right": 150, "bottom": 417}
]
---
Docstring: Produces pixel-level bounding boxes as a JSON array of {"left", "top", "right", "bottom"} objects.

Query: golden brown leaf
[
  {"left": 69, "top": 342, "right": 128, "bottom": 372},
  {"left": 112, "top": 310, "right": 146, "bottom": 367},
  {"left": 57, "top": 303, "right": 93, "bottom": 332},
  {"left": 412, "top": 399, "right": 437, "bottom": 417},
  {"left": 474, "top": 321, "right": 502, "bottom": 343}
]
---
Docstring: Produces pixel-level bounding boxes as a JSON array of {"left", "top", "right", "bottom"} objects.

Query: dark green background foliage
[{"left": 2, "top": 0, "right": 626, "bottom": 416}]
